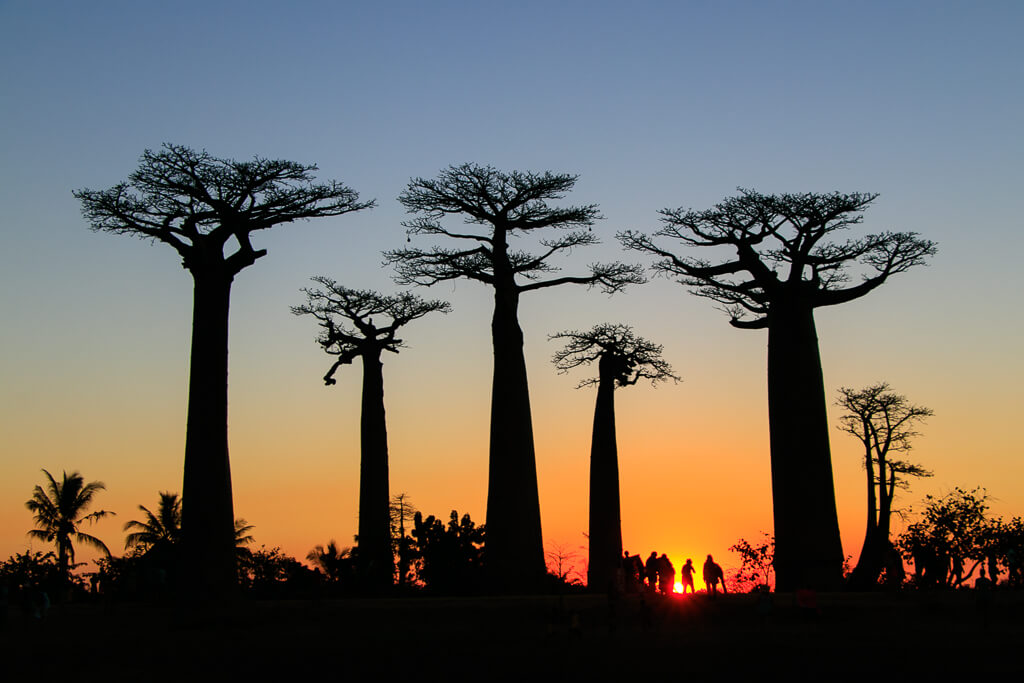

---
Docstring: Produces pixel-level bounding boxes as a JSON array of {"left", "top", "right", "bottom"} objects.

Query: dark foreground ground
[{"left": 2, "top": 591, "right": 1022, "bottom": 680}]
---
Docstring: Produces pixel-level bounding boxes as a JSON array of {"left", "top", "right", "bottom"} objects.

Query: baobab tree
[
  {"left": 294, "top": 277, "right": 450, "bottom": 588},
  {"left": 384, "top": 164, "right": 644, "bottom": 590},
  {"left": 837, "top": 383, "right": 933, "bottom": 588},
  {"left": 620, "top": 189, "right": 936, "bottom": 590},
  {"left": 74, "top": 144, "right": 373, "bottom": 596},
  {"left": 550, "top": 324, "right": 678, "bottom": 592}
]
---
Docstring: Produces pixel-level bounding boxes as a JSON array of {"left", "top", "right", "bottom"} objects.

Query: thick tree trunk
[
  {"left": 485, "top": 284, "right": 546, "bottom": 592},
  {"left": 180, "top": 269, "right": 237, "bottom": 598},
  {"left": 766, "top": 302, "right": 844, "bottom": 591},
  {"left": 357, "top": 349, "right": 394, "bottom": 587},
  {"left": 587, "top": 368, "right": 622, "bottom": 593}
]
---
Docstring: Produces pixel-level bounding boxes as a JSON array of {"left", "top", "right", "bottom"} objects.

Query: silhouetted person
[
  {"left": 680, "top": 558, "right": 696, "bottom": 594},
  {"left": 703, "top": 554, "right": 726, "bottom": 595},
  {"left": 645, "top": 552, "right": 659, "bottom": 593},
  {"left": 882, "top": 544, "right": 905, "bottom": 589},
  {"left": 987, "top": 554, "right": 999, "bottom": 586},
  {"left": 658, "top": 554, "right": 675, "bottom": 594},
  {"left": 974, "top": 565, "right": 993, "bottom": 590}
]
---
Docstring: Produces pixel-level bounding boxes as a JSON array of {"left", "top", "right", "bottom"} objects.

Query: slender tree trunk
[
  {"left": 850, "top": 433, "right": 880, "bottom": 588},
  {"left": 485, "top": 283, "right": 546, "bottom": 592},
  {"left": 587, "top": 366, "right": 622, "bottom": 592},
  {"left": 766, "top": 301, "right": 844, "bottom": 591},
  {"left": 181, "top": 269, "right": 237, "bottom": 598},
  {"left": 358, "top": 349, "right": 394, "bottom": 587}
]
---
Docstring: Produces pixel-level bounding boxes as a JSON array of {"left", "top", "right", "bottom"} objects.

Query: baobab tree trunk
[
  {"left": 485, "top": 285, "right": 546, "bottom": 592},
  {"left": 587, "top": 367, "right": 622, "bottom": 593},
  {"left": 358, "top": 349, "right": 394, "bottom": 587},
  {"left": 849, "top": 434, "right": 880, "bottom": 589},
  {"left": 766, "top": 302, "right": 844, "bottom": 591},
  {"left": 181, "top": 269, "right": 237, "bottom": 598}
]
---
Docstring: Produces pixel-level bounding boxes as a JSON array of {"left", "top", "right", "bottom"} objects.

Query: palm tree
[
  {"left": 125, "top": 491, "right": 252, "bottom": 562},
  {"left": 124, "top": 491, "right": 182, "bottom": 551},
  {"left": 234, "top": 518, "right": 255, "bottom": 558},
  {"left": 25, "top": 469, "right": 114, "bottom": 580}
]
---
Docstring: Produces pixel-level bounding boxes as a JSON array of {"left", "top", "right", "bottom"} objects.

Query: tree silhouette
[
  {"left": 837, "top": 384, "right": 933, "bottom": 588},
  {"left": 550, "top": 324, "right": 678, "bottom": 592},
  {"left": 294, "top": 278, "right": 449, "bottom": 588},
  {"left": 390, "top": 493, "right": 418, "bottom": 587},
  {"left": 123, "top": 491, "right": 182, "bottom": 552},
  {"left": 620, "top": 189, "right": 936, "bottom": 590},
  {"left": 385, "top": 164, "right": 644, "bottom": 590},
  {"left": 74, "top": 144, "right": 373, "bottom": 597},
  {"left": 25, "top": 469, "right": 113, "bottom": 582}
]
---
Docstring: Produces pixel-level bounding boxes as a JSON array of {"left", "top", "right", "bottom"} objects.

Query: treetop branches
[
  {"left": 550, "top": 323, "right": 679, "bottom": 389},
  {"left": 619, "top": 189, "right": 937, "bottom": 329},
  {"left": 385, "top": 163, "right": 644, "bottom": 294},
  {"left": 74, "top": 143, "right": 375, "bottom": 275}
]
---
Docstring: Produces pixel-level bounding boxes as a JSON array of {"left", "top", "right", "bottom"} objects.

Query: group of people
[{"left": 620, "top": 551, "right": 728, "bottom": 595}]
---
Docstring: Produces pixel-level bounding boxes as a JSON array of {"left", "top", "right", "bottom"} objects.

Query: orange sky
[{"left": 2, "top": 2, "right": 1023, "bottom": 585}]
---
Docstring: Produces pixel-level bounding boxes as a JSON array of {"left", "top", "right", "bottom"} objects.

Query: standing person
[
  {"left": 680, "top": 558, "right": 696, "bottom": 594},
  {"left": 704, "top": 554, "right": 727, "bottom": 595},
  {"left": 659, "top": 554, "right": 675, "bottom": 594},
  {"left": 645, "top": 552, "right": 659, "bottom": 593}
]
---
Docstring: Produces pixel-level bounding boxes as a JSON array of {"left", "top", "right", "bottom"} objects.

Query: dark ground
[{"left": 2, "top": 591, "right": 1021, "bottom": 680}]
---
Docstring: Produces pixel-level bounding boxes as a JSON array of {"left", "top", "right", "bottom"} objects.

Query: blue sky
[{"left": 2, "top": 1, "right": 1022, "bottom": 568}]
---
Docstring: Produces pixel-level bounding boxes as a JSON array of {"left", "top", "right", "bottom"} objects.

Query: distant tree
[
  {"left": 294, "top": 278, "right": 449, "bottom": 587},
  {"left": 238, "top": 545, "right": 320, "bottom": 597},
  {"left": 897, "top": 487, "right": 990, "bottom": 587},
  {"left": 123, "top": 491, "right": 182, "bottom": 552},
  {"left": 409, "top": 510, "right": 486, "bottom": 593},
  {"left": 0, "top": 551, "right": 66, "bottom": 599},
  {"left": 75, "top": 144, "right": 373, "bottom": 597},
  {"left": 729, "top": 532, "right": 775, "bottom": 592},
  {"left": 306, "top": 541, "right": 355, "bottom": 584},
  {"left": 837, "top": 384, "right": 933, "bottom": 588},
  {"left": 620, "top": 190, "right": 936, "bottom": 590},
  {"left": 550, "top": 323, "right": 678, "bottom": 592},
  {"left": 25, "top": 469, "right": 113, "bottom": 583},
  {"left": 390, "top": 493, "right": 418, "bottom": 587},
  {"left": 385, "top": 164, "right": 644, "bottom": 591}
]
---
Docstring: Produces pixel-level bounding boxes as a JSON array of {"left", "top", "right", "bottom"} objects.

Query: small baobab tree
[
  {"left": 837, "top": 383, "right": 933, "bottom": 588},
  {"left": 385, "top": 164, "right": 644, "bottom": 591},
  {"left": 550, "top": 323, "right": 678, "bottom": 592},
  {"left": 74, "top": 144, "right": 373, "bottom": 596},
  {"left": 620, "top": 189, "right": 936, "bottom": 590},
  {"left": 294, "top": 277, "right": 450, "bottom": 588}
]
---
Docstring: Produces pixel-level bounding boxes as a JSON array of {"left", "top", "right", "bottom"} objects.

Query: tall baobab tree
[
  {"left": 550, "top": 324, "right": 678, "bottom": 592},
  {"left": 837, "top": 383, "right": 933, "bottom": 588},
  {"left": 74, "top": 144, "right": 373, "bottom": 596},
  {"left": 620, "top": 189, "right": 936, "bottom": 590},
  {"left": 26, "top": 469, "right": 113, "bottom": 582},
  {"left": 384, "top": 163, "right": 644, "bottom": 591},
  {"left": 294, "top": 277, "right": 450, "bottom": 588}
]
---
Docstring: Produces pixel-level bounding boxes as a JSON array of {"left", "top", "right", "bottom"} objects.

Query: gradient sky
[{"left": 2, "top": 1, "right": 1022, "bottom": 580}]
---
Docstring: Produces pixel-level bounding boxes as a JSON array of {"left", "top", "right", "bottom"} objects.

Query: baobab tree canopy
[
  {"left": 620, "top": 189, "right": 936, "bottom": 590},
  {"left": 74, "top": 144, "right": 374, "bottom": 597},
  {"left": 385, "top": 163, "right": 644, "bottom": 591},
  {"left": 620, "top": 189, "right": 937, "bottom": 327},
  {"left": 74, "top": 144, "right": 374, "bottom": 276},
  {"left": 550, "top": 323, "right": 678, "bottom": 389},
  {"left": 387, "top": 163, "right": 644, "bottom": 292},
  {"left": 295, "top": 277, "right": 451, "bottom": 385}
]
